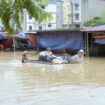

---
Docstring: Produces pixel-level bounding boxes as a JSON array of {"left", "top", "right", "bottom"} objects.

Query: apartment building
[
  {"left": 23, "top": 0, "right": 57, "bottom": 32},
  {"left": 62, "top": 0, "right": 72, "bottom": 28},
  {"left": 1, "top": 0, "right": 105, "bottom": 31},
  {"left": 56, "top": 0, "right": 81, "bottom": 29},
  {"left": 72, "top": 0, "right": 81, "bottom": 27},
  {"left": 57, "top": 0, "right": 105, "bottom": 28},
  {"left": 56, "top": 0, "right": 63, "bottom": 29}
]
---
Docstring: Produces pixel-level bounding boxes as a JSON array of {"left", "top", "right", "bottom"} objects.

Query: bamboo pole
[{"left": 86, "top": 32, "right": 89, "bottom": 57}]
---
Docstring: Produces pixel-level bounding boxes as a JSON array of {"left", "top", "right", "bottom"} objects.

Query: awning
[
  {"left": 80, "top": 25, "right": 105, "bottom": 32},
  {"left": 94, "top": 38, "right": 105, "bottom": 44},
  {"left": 0, "top": 34, "right": 6, "bottom": 40},
  {"left": 14, "top": 33, "right": 26, "bottom": 40}
]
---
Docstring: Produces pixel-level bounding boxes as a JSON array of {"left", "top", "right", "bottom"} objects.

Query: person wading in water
[{"left": 22, "top": 51, "right": 29, "bottom": 63}]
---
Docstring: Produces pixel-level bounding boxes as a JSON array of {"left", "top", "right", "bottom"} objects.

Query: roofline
[{"left": 28, "top": 28, "right": 81, "bottom": 33}]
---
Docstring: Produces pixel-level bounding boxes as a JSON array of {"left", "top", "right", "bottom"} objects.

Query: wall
[
  {"left": 72, "top": 0, "right": 81, "bottom": 24},
  {"left": 62, "top": 1, "right": 72, "bottom": 25},
  {"left": 56, "top": 1, "right": 63, "bottom": 29}
]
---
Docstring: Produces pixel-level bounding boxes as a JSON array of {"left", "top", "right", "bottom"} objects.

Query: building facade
[
  {"left": 57, "top": 0, "right": 105, "bottom": 28},
  {"left": 1, "top": 0, "right": 105, "bottom": 31},
  {"left": 56, "top": 0, "right": 81, "bottom": 29},
  {"left": 0, "top": 21, "right": 4, "bottom": 31},
  {"left": 22, "top": 1, "right": 57, "bottom": 32},
  {"left": 62, "top": 0, "right": 72, "bottom": 28},
  {"left": 81, "top": 0, "right": 105, "bottom": 27},
  {"left": 56, "top": 0, "right": 63, "bottom": 29},
  {"left": 72, "top": 0, "right": 81, "bottom": 27}
]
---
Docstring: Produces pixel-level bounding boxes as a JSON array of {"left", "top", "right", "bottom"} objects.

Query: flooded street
[{"left": 0, "top": 51, "right": 105, "bottom": 105}]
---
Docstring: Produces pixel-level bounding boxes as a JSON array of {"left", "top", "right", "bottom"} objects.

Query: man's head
[
  {"left": 23, "top": 51, "right": 28, "bottom": 55},
  {"left": 47, "top": 47, "right": 51, "bottom": 52},
  {"left": 78, "top": 49, "right": 85, "bottom": 57}
]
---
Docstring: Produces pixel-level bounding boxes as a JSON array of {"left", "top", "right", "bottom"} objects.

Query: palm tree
[{"left": 0, "top": 0, "right": 52, "bottom": 36}]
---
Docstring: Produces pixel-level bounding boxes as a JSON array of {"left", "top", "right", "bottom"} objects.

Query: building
[
  {"left": 62, "top": 0, "right": 72, "bottom": 28},
  {"left": 0, "top": 21, "right": 4, "bottom": 31},
  {"left": 81, "top": 0, "right": 105, "bottom": 27},
  {"left": 57, "top": 0, "right": 105, "bottom": 29},
  {"left": 56, "top": 0, "right": 81, "bottom": 29},
  {"left": 56, "top": 0, "right": 63, "bottom": 29},
  {"left": 1, "top": 0, "right": 105, "bottom": 31},
  {"left": 22, "top": 1, "right": 57, "bottom": 32},
  {"left": 72, "top": 0, "right": 81, "bottom": 27}
]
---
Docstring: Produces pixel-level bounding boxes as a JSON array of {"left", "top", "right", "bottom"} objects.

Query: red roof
[{"left": 80, "top": 25, "right": 105, "bottom": 32}]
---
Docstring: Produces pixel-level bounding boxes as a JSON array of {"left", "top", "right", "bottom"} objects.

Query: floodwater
[{"left": 0, "top": 51, "right": 105, "bottom": 105}]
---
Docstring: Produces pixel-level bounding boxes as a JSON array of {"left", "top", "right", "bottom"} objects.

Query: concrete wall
[
  {"left": 81, "top": 0, "right": 105, "bottom": 27},
  {"left": 62, "top": 1, "right": 72, "bottom": 25},
  {"left": 56, "top": 1, "right": 63, "bottom": 29}
]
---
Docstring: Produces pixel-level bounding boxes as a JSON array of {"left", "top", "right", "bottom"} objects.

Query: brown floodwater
[{"left": 0, "top": 51, "right": 105, "bottom": 105}]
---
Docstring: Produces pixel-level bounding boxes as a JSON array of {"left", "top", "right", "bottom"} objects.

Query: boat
[{"left": 28, "top": 60, "right": 66, "bottom": 65}]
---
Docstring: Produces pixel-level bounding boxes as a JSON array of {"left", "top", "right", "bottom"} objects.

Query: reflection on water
[{"left": 0, "top": 51, "right": 105, "bottom": 105}]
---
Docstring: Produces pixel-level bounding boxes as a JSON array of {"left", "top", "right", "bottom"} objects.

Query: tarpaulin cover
[
  {"left": 94, "top": 38, "right": 105, "bottom": 44},
  {"left": 15, "top": 33, "right": 26, "bottom": 39},
  {"left": 0, "top": 34, "right": 6, "bottom": 40},
  {"left": 25, "top": 33, "right": 38, "bottom": 46},
  {"left": 37, "top": 31, "right": 83, "bottom": 50}
]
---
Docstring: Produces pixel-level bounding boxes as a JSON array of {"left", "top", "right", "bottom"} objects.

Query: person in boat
[
  {"left": 70, "top": 49, "right": 85, "bottom": 64},
  {"left": 62, "top": 53, "right": 71, "bottom": 64},
  {"left": 38, "top": 47, "right": 56, "bottom": 62},
  {"left": 22, "top": 51, "right": 29, "bottom": 63}
]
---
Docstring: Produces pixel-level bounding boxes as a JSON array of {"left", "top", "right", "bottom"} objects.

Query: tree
[
  {"left": 0, "top": 0, "right": 52, "bottom": 36},
  {"left": 83, "top": 10, "right": 105, "bottom": 27},
  {"left": 83, "top": 16, "right": 105, "bottom": 27},
  {"left": 68, "top": 13, "right": 73, "bottom": 28}
]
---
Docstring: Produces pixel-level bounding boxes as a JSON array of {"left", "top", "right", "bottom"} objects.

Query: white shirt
[
  {"left": 70, "top": 54, "right": 84, "bottom": 64},
  {"left": 38, "top": 51, "right": 48, "bottom": 56}
]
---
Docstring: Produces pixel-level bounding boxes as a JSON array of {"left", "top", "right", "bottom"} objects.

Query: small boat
[{"left": 28, "top": 60, "right": 65, "bottom": 65}]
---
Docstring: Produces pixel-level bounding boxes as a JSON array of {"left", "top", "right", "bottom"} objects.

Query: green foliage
[
  {"left": 83, "top": 16, "right": 105, "bottom": 27},
  {"left": 83, "top": 12, "right": 105, "bottom": 27},
  {"left": 0, "top": 0, "right": 52, "bottom": 36},
  {"left": 68, "top": 13, "right": 73, "bottom": 17}
]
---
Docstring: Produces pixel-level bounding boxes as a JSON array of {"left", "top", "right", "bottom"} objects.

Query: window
[
  {"left": 64, "top": 7, "right": 66, "bottom": 9},
  {"left": 41, "top": 5, "right": 45, "bottom": 9},
  {"left": 48, "top": 24, "right": 52, "bottom": 27},
  {"left": 75, "top": 14, "right": 79, "bottom": 20},
  {"left": 75, "top": 4, "right": 79, "bottom": 11},
  {"left": 68, "top": 6, "right": 71, "bottom": 11},
  {"left": 39, "top": 4, "right": 45, "bottom": 9},
  {"left": 29, "top": 15, "right": 32, "bottom": 20},
  {"left": 29, "top": 25, "right": 32, "bottom": 30},
  {"left": 68, "top": 16, "right": 71, "bottom": 22},
  {"left": 57, "top": 6, "right": 59, "bottom": 8},
  {"left": 75, "top": 24, "right": 80, "bottom": 27},
  {"left": 1, "top": 27, "right": 4, "bottom": 30},
  {"left": 39, "top": 26, "right": 42, "bottom": 30}
]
